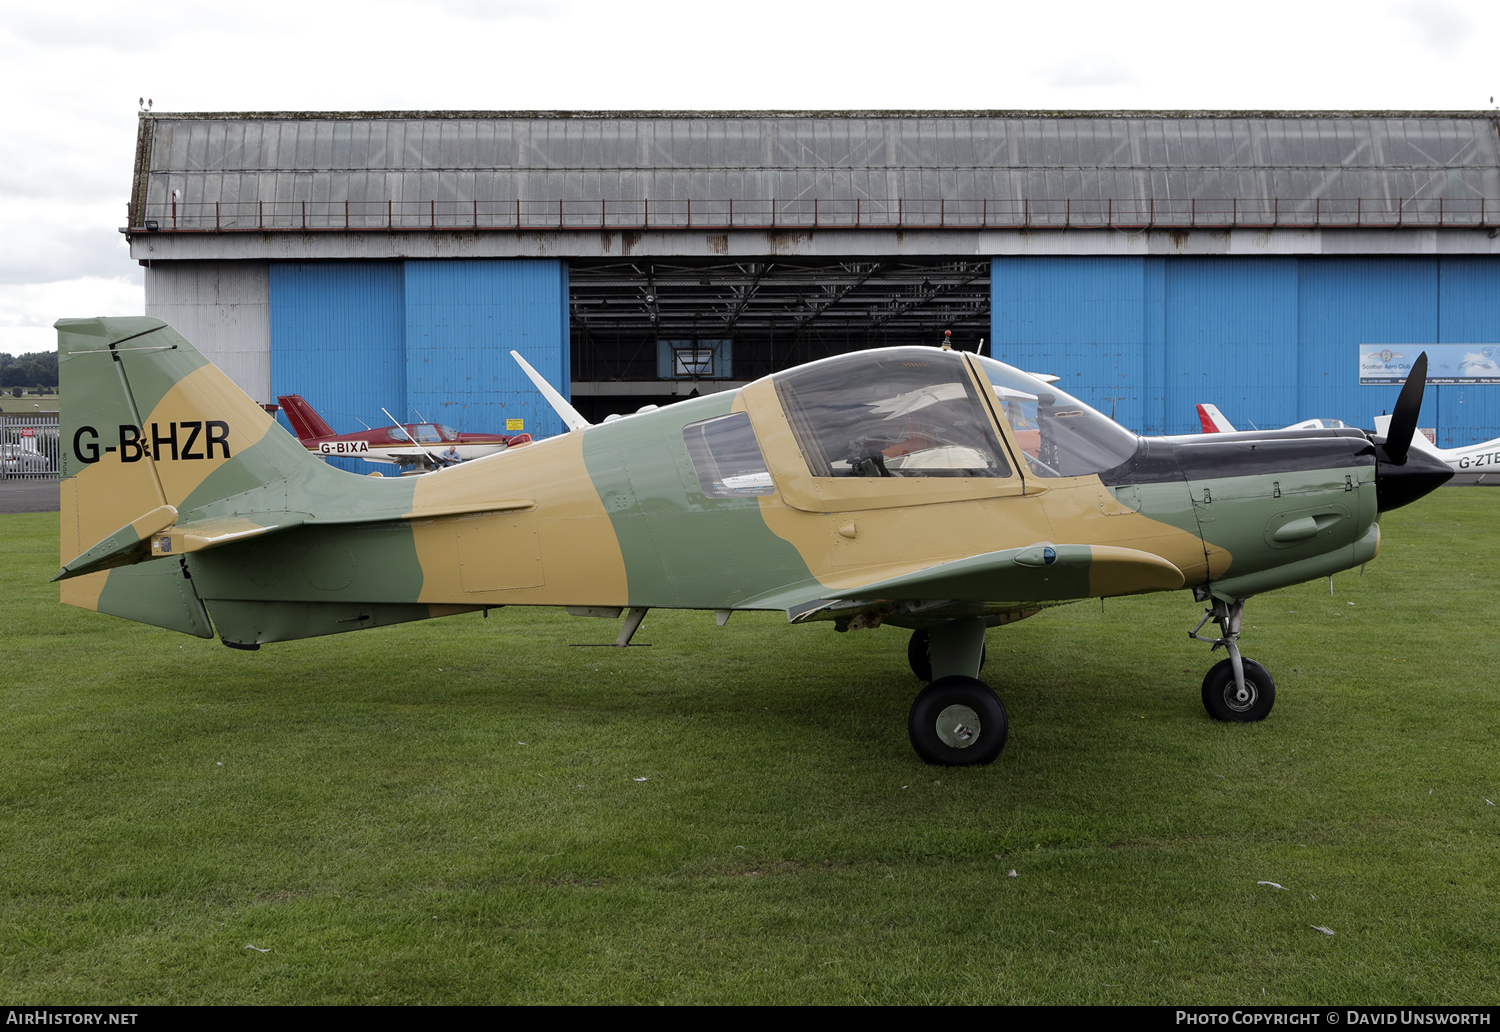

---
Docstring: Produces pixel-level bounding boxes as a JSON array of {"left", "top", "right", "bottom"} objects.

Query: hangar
[{"left": 125, "top": 110, "right": 1500, "bottom": 449}]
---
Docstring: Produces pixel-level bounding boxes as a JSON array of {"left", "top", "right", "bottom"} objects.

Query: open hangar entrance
[{"left": 566, "top": 256, "right": 991, "bottom": 424}]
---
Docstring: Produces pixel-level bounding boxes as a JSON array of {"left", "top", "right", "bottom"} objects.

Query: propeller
[
  {"left": 1371, "top": 351, "right": 1451, "bottom": 512},
  {"left": 1382, "top": 351, "right": 1427, "bottom": 464}
]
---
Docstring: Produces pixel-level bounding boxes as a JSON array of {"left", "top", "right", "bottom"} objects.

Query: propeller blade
[{"left": 1383, "top": 352, "right": 1427, "bottom": 464}]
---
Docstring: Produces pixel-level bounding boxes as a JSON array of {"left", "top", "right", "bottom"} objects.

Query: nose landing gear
[{"left": 1190, "top": 597, "right": 1276, "bottom": 722}]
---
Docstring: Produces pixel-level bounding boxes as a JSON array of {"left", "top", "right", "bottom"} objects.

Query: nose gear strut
[
  {"left": 1190, "top": 598, "right": 1247, "bottom": 698},
  {"left": 1189, "top": 597, "right": 1276, "bottom": 722}
]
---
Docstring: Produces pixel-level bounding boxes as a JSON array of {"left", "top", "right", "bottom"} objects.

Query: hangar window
[
  {"left": 974, "top": 356, "right": 1138, "bottom": 478},
  {"left": 772, "top": 349, "right": 1011, "bottom": 478},
  {"left": 683, "top": 412, "right": 775, "bottom": 497}
]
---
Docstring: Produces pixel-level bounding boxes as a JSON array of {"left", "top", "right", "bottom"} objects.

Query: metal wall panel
[
  {"left": 991, "top": 255, "right": 1500, "bottom": 445},
  {"left": 1435, "top": 258, "right": 1500, "bottom": 444},
  {"left": 269, "top": 262, "right": 406, "bottom": 471},
  {"left": 402, "top": 259, "right": 570, "bottom": 441},
  {"left": 1163, "top": 258, "right": 1301, "bottom": 435},
  {"left": 144, "top": 260, "right": 272, "bottom": 402},
  {"left": 1297, "top": 258, "right": 1438, "bottom": 434},
  {"left": 991, "top": 257, "right": 1150, "bottom": 431}
]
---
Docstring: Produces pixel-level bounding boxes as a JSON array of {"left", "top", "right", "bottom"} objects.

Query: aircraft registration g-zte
[{"left": 55, "top": 317, "right": 1452, "bottom": 766}]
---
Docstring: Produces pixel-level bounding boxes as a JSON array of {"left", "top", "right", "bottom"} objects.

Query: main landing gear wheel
[
  {"left": 907, "top": 629, "right": 987, "bottom": 683},
  {"left": 1201, "top": 658, "right": 1276, "bottom": 722},
  {"left": 908, "top": 676, "right": 1009, "bottom": 766}
]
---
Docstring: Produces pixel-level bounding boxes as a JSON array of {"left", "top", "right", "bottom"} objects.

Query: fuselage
[{"left": 180, "top": 348, "right": 1443, "bottom": 645}]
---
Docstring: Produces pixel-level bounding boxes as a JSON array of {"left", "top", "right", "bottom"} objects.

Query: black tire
[
  {"left": 908, "top": 629, "right": 933, "bottom": 682},
  {"left": 907, "top": 629, "right": 985, "bottom": 683},
  {"left": 1201, "top": 657, "right": 1276, "bottom": 722},
  {"left": 908, "top": 676, "right": 1009, "bottom": 766}
]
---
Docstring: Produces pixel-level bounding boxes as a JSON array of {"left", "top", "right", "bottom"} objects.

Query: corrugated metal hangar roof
[{"left": 130, "top": 111, "right": 1500, "bottom": 233}]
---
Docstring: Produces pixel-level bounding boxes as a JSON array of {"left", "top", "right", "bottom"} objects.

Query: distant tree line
[{"left": 0, "top": 352, "right": 59, "bottom": 391}]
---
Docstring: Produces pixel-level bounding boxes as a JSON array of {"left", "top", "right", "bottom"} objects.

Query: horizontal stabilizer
[
  {"left": 54, "top": 504, "right": 180, "bottom": 581},
  {"left": 58, "top": 498, "right": 535, "bottom": 581},
  {"left": 822, "top": 543, "right": 1183, "bottom": 604}
]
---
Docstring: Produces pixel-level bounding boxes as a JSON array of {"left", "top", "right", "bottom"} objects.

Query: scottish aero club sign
[{"left": 1360, "top": 345, "right": 1500, "bottom": 385}]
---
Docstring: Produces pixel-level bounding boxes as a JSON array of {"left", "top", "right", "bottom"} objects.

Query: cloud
[
  {"left": 432, "top": 0, "right": 572, "bottom": 20},
  {"left": 0, "top": 276, "right": 144, "bottom": 357},
  {"left": 0, "top": 201, "right": 136, "bottom": 285},
  {"left": 1391, "top": 0, "right": 1477, "bottom": 55},
  {"left": 1041, "top": 55, "right": 1141, "bottom": 90}
]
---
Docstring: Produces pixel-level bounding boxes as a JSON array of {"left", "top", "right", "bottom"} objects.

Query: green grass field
[
  {"left": 2, "top": 492, "right": 1497, "bottom": 1004},
  {"left": 0, "top": 394, "right": 58, "bottom": 414}
]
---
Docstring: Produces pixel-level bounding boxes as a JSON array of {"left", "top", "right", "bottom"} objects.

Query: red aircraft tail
[{"left": 276, "top": 394, "right": 337, "bottom": 442}]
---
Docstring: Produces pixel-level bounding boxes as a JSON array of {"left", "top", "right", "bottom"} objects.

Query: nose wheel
[
  {"left": 1201, "top": 657, "right": 1276, "bottom": 722},
  {"left": 1190, "top": 597, "right": 1276, "bottom": 722}
]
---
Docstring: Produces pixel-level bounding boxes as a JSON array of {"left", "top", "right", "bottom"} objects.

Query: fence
[
  {"left": 131, "top": 196, "right": 1500, "bottom": 234},
  {"left": 2, "top": 413, "right": 60, "bottom": 480}
]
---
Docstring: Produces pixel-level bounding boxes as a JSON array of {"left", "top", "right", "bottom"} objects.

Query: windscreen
[
  {"left": 974, "top": 356, "right": 1138, "bottom": 478},
  {"left": 773, "top": 349, "right": 1011, "bottom": 478}
]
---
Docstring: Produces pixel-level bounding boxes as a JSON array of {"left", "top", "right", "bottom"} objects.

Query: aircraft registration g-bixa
[
  {"left": 54, "top": 317, "right": 1452, "bottom": 766},
  {"left": 277, "top": 393, "right": 529, "bottom": 471}
]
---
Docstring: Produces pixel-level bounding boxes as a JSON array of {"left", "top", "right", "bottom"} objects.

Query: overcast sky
[{"left": 1, "top": 0, "right": 1495, "bottom": 356}]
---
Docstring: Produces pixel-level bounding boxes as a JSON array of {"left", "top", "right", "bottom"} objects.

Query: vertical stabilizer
[
  {"left": 276, "top": 394, "right": 337, "bottom": 441},
  {"left": 55, "top": 317, "right": 402, "bottom": 631},
  {"left": 1196, "top": 403, "right": 1236, "bottom": 434}
]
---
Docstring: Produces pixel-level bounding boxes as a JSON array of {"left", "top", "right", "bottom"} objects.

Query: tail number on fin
[{"left": 72, "top": 422, "right": 232, "bottom": 465}]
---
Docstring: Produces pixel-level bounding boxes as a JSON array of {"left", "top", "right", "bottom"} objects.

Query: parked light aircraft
[
  {"left": 1371, "top": 414, "right": 1500, "bottom": 474},
  {"left": 1195, "top": 403, "right": 1354, "bottom": 435},
  {"left": 55, "top": 318, "right": 1451, "bottom": 766},
  {"left": 277, "top": 393, "right": 529, "bottom": 471},
  {"left": 1198, "top": 402, "right": 1499, "bottom": 475}
]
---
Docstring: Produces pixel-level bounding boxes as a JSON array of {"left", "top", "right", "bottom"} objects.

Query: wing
[{"left": 821, "top": 543, "right": 1184, "bottom": 605}]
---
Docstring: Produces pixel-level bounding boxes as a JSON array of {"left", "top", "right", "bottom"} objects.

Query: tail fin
[
  {"left": 55, "top": 317, "right": 361, "bottom": 629},
  {"left": 1196, "top": 403, "right": 1236, "bottom": 434},
  {"left": 276, "top": 393, "right": 337, "bottom": 441}
]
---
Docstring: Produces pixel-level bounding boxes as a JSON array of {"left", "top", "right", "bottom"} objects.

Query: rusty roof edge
[
  {"left": 129, "top": 115, "right": 156, "bottom": 226},
  {"left": 135, "top": 109, "right": 1500, "bottom": 121}
]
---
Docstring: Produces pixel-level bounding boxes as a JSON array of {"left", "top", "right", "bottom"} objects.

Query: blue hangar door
[
  {"left": 269, "top": 259, "right": 572, "bottom": 469},
  {"left": 991, "top": 256, "right": 1500, "bottom": 445}
]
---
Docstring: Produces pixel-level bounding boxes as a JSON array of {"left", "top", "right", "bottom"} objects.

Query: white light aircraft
[
  {"left": 1195, "top": 404, "right": 1354, "bottom": 435},
  {"left": 1372, "top": 414, "right": 1500, "bottom": 474}
]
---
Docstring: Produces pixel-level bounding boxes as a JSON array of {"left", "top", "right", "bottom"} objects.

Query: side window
[
  {"left": 683, "top": 413, "right": 775, "bottom": 497},
  {"left": 386, "top": 427, "right": 406, "bottom": 441},
  {"left": 415, "top": 424, "right": 441, "bottom": 443}
]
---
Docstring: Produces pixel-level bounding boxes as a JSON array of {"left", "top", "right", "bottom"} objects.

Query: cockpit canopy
[
  {"left": 973, "top": 355, "right": 1138, "bottom": 477},
  {"left": 769, "top": 347, "right": 1139, "bottom": 481},
  {"left": 773, "top": 349, "right": 1012, "bottom": 478}
]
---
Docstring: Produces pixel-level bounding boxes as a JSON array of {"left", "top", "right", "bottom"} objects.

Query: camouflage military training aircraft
[{"left": 54, "top": 317, "right": 1452, "bottom": 766}]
